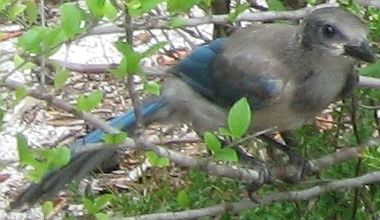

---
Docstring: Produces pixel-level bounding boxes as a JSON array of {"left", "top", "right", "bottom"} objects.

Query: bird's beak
[{"left": 344, "top": 40, "right": 376, "bottom": 63}]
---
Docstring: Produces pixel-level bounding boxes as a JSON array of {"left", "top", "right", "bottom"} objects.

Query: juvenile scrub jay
[{"left": 11, "top": 7, "right": 376, "bottom": 208}]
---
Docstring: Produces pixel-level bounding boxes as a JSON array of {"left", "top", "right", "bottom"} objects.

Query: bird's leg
[{"left": 259, "top": 133, "right": 310, "bottom": 184}]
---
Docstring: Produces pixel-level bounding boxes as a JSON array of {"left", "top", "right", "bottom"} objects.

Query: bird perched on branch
[{"left": 11, "top": 7, "right": 375, "bottom": 208}]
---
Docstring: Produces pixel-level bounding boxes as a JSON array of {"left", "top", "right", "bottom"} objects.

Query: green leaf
[
  {"left": 86, "top": 0, "right": 106, "bottom": 17},
  {"left": 127, "top": 0, "right": 163, "bottom": 17},
  {"left": 76, "top": 90, "right": 104, "bottom": 112},
  {"left": 156, "top": 157, "right": 170, "bottom": 167},
  {"left": 167, "top": 0, "right": 203, "bottom": 13},
  {"left": 41, "top": 201, "right": 54, "bottom": 217},
  {"left": 95, "top": 213, "right": 109, "bottom": 220},
  {"left": 146, "top": 151, "right": 159, "bottom": 165},
  {"left": 8, "top": 2, "right": 26, "bottom": 21},
  {"left": 45, "top": 26, "right": 67, "bottom": 51},
  {"left": 25, "top": 1, "right": 38, "bottom": 24},
  {"left": 228, "top": 3, "right": 249, "bottom": 22},
  {"left": 267, "top": 0, "right": 285, "bottom": 11},
  {"left": 143, "top": 42, "right": 167, "bottom": 57},
  {"left": 169, "top": 17, "right": 186, "bottom": 28},
  {"left": 49, "top": 147, "right": 71, "bottom": 168},
  {"left": 144, "top": 81, "right": 160, "bottom": 96},
  {"left": 103, "top": 0, "right": 117, "bottom": 19},
  {"left": 146, "top": 151, "right": 169, "bottom": 167},
  {"left": 103, "top": 132, "right": 128, "bottom": 144},
  {"left": 17, "top": 26, "right": 45, "bottom": 53},
  {"left": 176, "top": 190, "right": 190, "bottom": 208},
  {"left": 54, "top": 69, "right": 70, "bottom": 89},
  {"left": 114, "top": 42, "right": 142, "bottom": 75},
  {"left": 13, "top": 54, "right": 36, "bottom": 70},
  {"left": 227, "top": 97, "right": 251, "bottom": 138},
  {"left": 15, "top": 86, "right": 28, "bottom": 102},
  {"left": 203, "top": 132, "right": 221, "bottom": 153},
  {"left": 93, "top": 194, "right": 114, "bottom": 212},
  {"left": 215, "top": 148, "right": 238, "bottom": 162},
  {"left": 83, "top": 198, "right": 95, "bottom": 214},
  {"left": 17, "top": 133, "right": 35, "bottom": 165},
  {"left": 60, "top": 3, "right": 84, "bottom": 38}
]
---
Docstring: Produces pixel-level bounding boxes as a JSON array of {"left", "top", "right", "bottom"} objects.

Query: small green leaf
[
  {"left": 83, "top": 198, "right": 95, "bottom": 214},
  {"left": 95, "top": 213, "right": 108, "bottom": 220},
  {"left": 126, "top": 0, "right": 142, "bottom": 10},
  {"left": 17, "top": 26, "right": 45, "bottom": 53},
  {"left": 13, "top": 54, "right": 36, "bottom": 70},
  {"left": 144, "top": 81, "right": 160, "bottom": 96},
  {"left": 103, "top": 0, "right": 117, "bottom": 19},
  {"left": 127, "top": 0, "right": 163, "bottom": 17},
  {"left": 49, "top": 147, "right": 71, "bottom": 168},
  {"left": 176, "top": 190, "right": 190, "bottom": 208},
  {"left": 60, "top": 3, "right": 84, "bottom": 38},
  {"left": 103, "top": 132, "right": 128, "bottom": 144},
  {"left": 76, "top": 90, "right": 104, "bottom": 112},
  {"left": 8, "top": 2, "right": 26, "bottom": 21},
  {"left": 45, "top": 26, "right": 67, "bottom": 51},
  {"left": 114, "top": 42, "right": 142, "bottom": 75},
  {"left": 215, "top": 148, "right": 238, "bottom": 162},
  {"left": 146, "top": 151, "right": 169, "bottom": 167},
  {"left": 156, "top": 157, "right": 170, "bottom": 167},
  {"left": 25, "top": 1, "right": 38, "bottom": 24},
  {"left": 17, "top": 133, "right": 34, "bottom": 165},
  {"left": 169, "top": 17, "right": 186, "bottom": 28},
  {"left": 143, "top": 42, "right": 167, "bottom": 57},
  {"left": 146, "top": 151, "right": 159, "bottom": 165},
  {"left": 228, "top": 3, "right": 249, "bottom": 22},
  {"left": 15, "top": 87, "right": 28, "bottom": 102},
  {"left": 167, "top": 0, "right": 203, "bottom": 13},
  {"left": 93, "top": 194, "right": 114, "bottom": 213},
  {"left": 227, "top": 97, "right": 252, "bottom": 138},
  {"left": 203, "top": 132, "right": 221, "bottom": 153},
  {"left": 267, "top": 0, "right": 285, "bottom": 11},
  {"left": 86, "top": 0, "right": 106, "bottom": 17},
  {"left": 54, "top": 69, "right": 70, "bottom": 89},
  {"left": 41, "top": 201, "right": 54, "bottom": 217}
]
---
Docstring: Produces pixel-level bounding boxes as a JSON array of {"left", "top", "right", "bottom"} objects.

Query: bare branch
[
  {"left": 116, "top": 171, "right": 380, "bottom": 220},
  {"left": 359, "top": 76, "right": 380, "bottom": 89},
  {"left": 309, "top": 137, "right": 380, "bottom": 172},
  {"left": 88, "top": 3, "right": 337, "bottom": 35},
  {"left": 355, "top": 0, "right": 380, "bottom": 8}
]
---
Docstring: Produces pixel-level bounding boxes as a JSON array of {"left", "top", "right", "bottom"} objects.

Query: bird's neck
[{"left": 287, "top": 35, "right": 355, "bottom": 112}]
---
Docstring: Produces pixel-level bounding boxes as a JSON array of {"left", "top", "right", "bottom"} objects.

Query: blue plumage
[{"left": 71, "top": 98, "right": 169, "bottom": 147}]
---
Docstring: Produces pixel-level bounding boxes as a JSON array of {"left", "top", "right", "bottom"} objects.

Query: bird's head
[{"left": 300, "top": 7, "right": 376, "bottom": 62}]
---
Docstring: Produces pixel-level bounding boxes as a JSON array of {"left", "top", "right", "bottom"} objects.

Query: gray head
[{"left": 300, "top": 7, "right": 375, "bottom": 62}]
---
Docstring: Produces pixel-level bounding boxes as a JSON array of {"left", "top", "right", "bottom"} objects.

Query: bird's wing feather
[{"left": 171, "top": 31, "right": 290, "bottom": 111}]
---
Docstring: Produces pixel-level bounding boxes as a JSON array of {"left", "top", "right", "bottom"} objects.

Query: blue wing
[{"left": 171, "top": 38, "right": 282, "bottom": 110}]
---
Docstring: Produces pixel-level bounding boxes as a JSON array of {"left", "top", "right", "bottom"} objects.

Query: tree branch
[
  {"left": 115, "top": 171, "right": 380, "bottom": 220},
  {"left": 88, "top": 3, "right": 337, "bottom": 35}
]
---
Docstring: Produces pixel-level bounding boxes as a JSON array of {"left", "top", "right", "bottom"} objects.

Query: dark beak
[{"left": 344, "top": 41, "right": 376, "bottom": 63}]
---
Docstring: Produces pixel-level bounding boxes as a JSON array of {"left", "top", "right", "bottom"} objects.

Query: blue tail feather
[{"left": 70, "top": 97, "right": 168, "bottom": 148}]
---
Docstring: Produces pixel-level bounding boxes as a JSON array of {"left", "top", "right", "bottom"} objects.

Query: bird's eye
[{"left": 322, "top": 25, "right": 336, "bottom": 38}]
